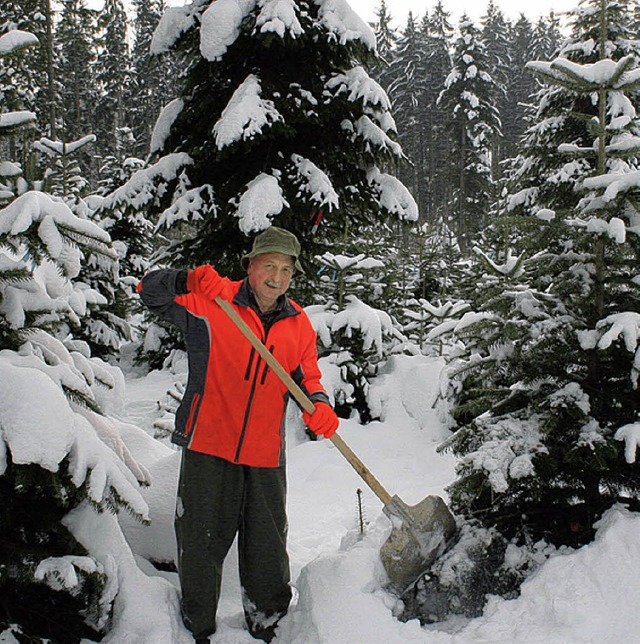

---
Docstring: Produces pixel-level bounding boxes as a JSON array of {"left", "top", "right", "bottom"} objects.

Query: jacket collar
[{"left": 234, "top": 278, "right": 299, "bottom": 320}]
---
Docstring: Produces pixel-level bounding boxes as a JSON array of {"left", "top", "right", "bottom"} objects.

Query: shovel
[{"left": 215, "top": 296, "right": 457, "bottom": 592}]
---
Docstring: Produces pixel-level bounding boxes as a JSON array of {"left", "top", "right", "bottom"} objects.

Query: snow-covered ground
[{"left": 68, "top": 354, "right": 640, "bottom": 643}]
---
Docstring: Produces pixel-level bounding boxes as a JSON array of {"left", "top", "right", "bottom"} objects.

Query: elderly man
[{"left": 138, "top": 226, "right": 338, "bottom": 643}]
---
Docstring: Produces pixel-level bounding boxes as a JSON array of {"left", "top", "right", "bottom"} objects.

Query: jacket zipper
[
  {"left": 235, "top": 321, "right": 271, "bottom": 462},
  {"left": 235, "top": 354, "right": 263, "bottom": 462}
]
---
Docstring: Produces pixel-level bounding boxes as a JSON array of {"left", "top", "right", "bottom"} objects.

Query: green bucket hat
[{"left": 241, "top": 226, "right": 304, "bottom": 274}]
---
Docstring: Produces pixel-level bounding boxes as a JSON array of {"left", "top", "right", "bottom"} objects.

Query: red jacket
[{"left": 138, "top": 268, "right": 329, "bottom": 467}]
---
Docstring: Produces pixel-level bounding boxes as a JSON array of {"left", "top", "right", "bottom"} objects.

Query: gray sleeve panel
[
  {"left": 139, "top": 268, "right": 190, "bottom": 331},
  {"left": 290, "top": 365, "right": 332, "bottom": 410}
]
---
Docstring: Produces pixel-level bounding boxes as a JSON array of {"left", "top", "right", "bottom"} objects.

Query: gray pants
[{"left": 175, "top": 449, "right": 292, "bottom": 640}]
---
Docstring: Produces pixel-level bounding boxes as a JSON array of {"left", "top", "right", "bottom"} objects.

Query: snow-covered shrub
[{"left": 307, "top": 294, "right": 405, "bottom": 422}]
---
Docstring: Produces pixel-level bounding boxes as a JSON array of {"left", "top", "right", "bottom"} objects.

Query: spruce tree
[
  {"left": 95, "top": 0, "right": 134, "bottom": 162},
  {"left": 0, "top": 28, "right": 151, "bottom": 642},
  {"left": 441, "top": 0, "right": 640, "bottom": 554},
  {"left": 112, "top": 0, "right": 415, "bottom": 280},
  {"left": 437, "top": 14, "right": 501, "bottom": 250}
]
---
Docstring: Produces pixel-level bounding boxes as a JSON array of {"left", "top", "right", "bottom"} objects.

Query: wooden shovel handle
[{"left": 215, "top": 296, "right": 393, "bottom": 506}]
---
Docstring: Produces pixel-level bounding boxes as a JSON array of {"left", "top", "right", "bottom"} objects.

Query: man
[{"left": 138, "top": 227, "right": 339, "bottom": 643}]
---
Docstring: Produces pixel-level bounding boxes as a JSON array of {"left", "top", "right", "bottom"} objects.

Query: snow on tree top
[
  {"left": 33, "top": 135, "right": 97, "bottom": 157},
  {"left": 0, "top": 29, "right": 39, "bottom": 56},
  {"left": 177, "top": 0, "right": 376, "bottom": 61},
  {"left": 213, "top": 74, "right": 283, "bottom": 149}
]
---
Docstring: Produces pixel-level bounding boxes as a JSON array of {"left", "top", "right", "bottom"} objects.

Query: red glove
[
  {"left": 187, "top": 265, "right": 224, "bottom": 300},
  {"left": 303, "top": 401, "right": 339, "bottom": 439}
]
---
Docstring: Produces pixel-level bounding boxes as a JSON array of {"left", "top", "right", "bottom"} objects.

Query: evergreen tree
[
  {"left": 0, "top": 29, "right": 152, "bottom": 642},
  {"left": 439, "top": 0, "right": 640, "bottom": 560},
  {"left": 111, "top": 0, "right": 416, "bottom": 281},
  {"left": 55, "top": 0, "right": 99, "bottom": 183},
  {"left": 437, "top": 14, "right": 501, "bottom": 250},
  {"left": 421, "top": 1, "right": 454, "bottom": 223},
  {"left": 502, "top": 15, "right": 538, "bottom": 160},
  {"left": 95, "top": 0, "right": 134, "bottom": 162},
  {"left": 481, "top": 1, "right": 510, "bottom": 179},
  {"left": 130, "top": 0, "right": 176, "bottom": 159},
  {"left": 371, "top": 0, "right": 397, "bottom": 93},
  {"left": 387, "top": 12, "right": 428, "bottom": 216}
]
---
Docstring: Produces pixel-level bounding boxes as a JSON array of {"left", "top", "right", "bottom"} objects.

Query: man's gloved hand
[
  {"left": 187, "top": 265, "right": 224, "bottom": 300},
  {"left": 303, "top": 401, "right": 339, "bottom": 439}
]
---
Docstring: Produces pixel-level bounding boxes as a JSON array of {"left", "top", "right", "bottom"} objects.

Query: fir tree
[
  {"left": 112, "top": 0, "right": 416, "bottom": 281},
  {"left": 95, "top": 0, "right": 134, "bottom": 162},
  {"left": 371, "top": 0, "right": 397, "bottom": 93},
  {"left": 437, "top": 14, "right": 501, "bottom": 250},
  {"left": 421, "top": 1, "right": 454, "bottom": 223},
  {"left": 55, "top": 0, "right": 99, "bottom": 183},
  {"left": 480, "top": 1, "right": 510, "bottom": 179},
  {"left": 129, "top": 0, "right": 176, "bottom": 159},
  {"left": 440, "top": 0, "right": 640, "bottom": 557},
  {"left": 387, "top": 12, "right": 428, "bottom": 216},
  {"left": 501, "top": 15, "right": 538, "bottom": 160}
]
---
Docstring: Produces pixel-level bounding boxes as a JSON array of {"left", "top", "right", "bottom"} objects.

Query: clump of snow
[
  {"left": 291, "top": 154, "right": 339, "bottom": 211},
  {"left": 150, "top": 99, "right": 184, "bottom": 155},
  {"left": 234, "top": 173, "right": 288, "bottom": 233},
  {"left": 150, "top": 4, "right": 201, "bottom": 54},
  {"left": 367, "top": 168, "right": 419, "bottom": 221},
  {"left": 200, "top": 0, "right": 257, "bottom": 61},
  {"left": 314, "top": 0, "right": 376, "bottom": 50},
  {"left": 0, "top": 29, "right": 39, "bottom": 55},
  {"left": 257, "top": 0, "right": 303, "bottom": 38},
  {"left": 0, "top": 110, "right": 37, "bottom": 129},
  {"left": 213, "top": 74, "right": 283, "bottom": 149}
]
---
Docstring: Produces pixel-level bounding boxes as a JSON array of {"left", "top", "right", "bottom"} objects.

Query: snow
[
  {"left": 257, "top": 0, "right": 304, "bottom": 38},
  {"left": 213, "top": 75, "right": 283, "bottom": 149},
  {"left": 4, "top": 341, "right": 640, "bottom": 642},
  {"left": 200, "top": 0, "right": 257, "bottom": 60},
  {"left": 367, "top": 168, "right": 419, "bottom": 221},
  {"left": 314, "top": 0, "right": 376, "bottom": 51},
  {"left": 150, "top": 99, "right": 184, "bottom": 155},
  {"left": 150, "top": 4, "right": 201, "bottom": 55},
  {"left": 0, "top": 29, "right": 39, "bottom": 55},
  {"left": 291, "top": 154, "right": 339, "bottom": 211},
  {"left": 0, "top": 110, "right": 36, "bottom": 129},
  {"left": 234, "top": 172, "right": 288, "bottom": 233}
]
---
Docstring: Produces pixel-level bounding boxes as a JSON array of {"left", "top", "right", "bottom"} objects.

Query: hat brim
[{"left": 241, "top": 251, "right": 304, "bottom": 275}]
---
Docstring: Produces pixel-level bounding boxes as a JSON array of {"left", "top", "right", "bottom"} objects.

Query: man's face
[{"left": 247, "top": 252, "right": 295, "bottom": 312}]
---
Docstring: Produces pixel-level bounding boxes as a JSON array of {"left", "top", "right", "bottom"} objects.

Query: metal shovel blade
[{"left": 380, "top": 495, "right": 457, "bottom": 593}]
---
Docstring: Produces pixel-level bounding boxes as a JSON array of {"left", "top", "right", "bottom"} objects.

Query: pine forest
[{"left": 1, "top": 0, "right": 639, "bottom": 641}]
